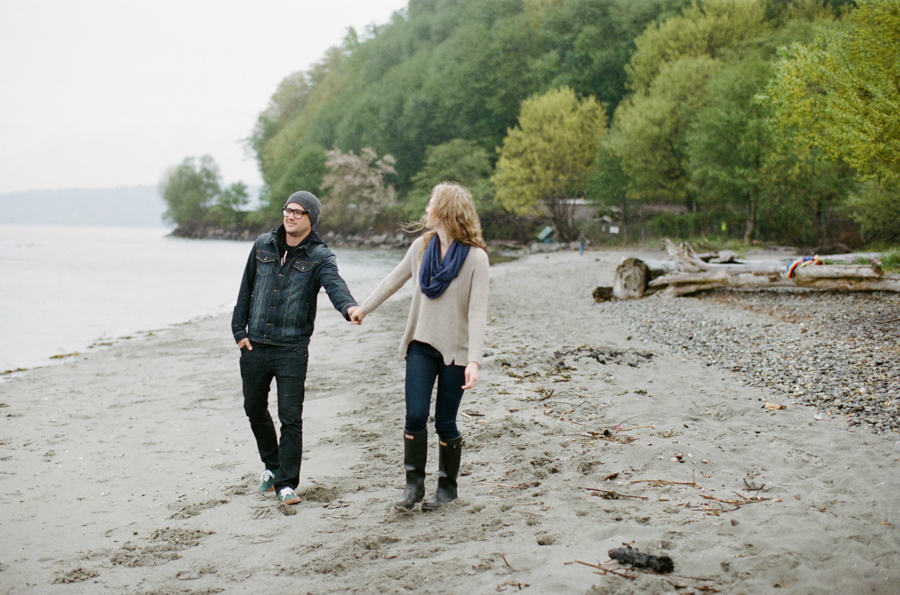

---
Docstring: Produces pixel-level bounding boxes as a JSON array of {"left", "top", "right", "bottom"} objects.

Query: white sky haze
[{"left": 0, "top": 1, "right": 410, "bottom": 194}]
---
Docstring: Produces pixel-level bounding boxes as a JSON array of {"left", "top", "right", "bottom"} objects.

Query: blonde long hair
[{"left": 413, "top": 182, "right": 487, "bottom": 251}]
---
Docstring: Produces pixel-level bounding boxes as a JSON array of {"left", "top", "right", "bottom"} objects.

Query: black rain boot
[
  {"left": 422, "top": 436, "right": 462, "bottom": 511},
  {"left": 394, "top": 430, "right": 428, "bottom": 510}
]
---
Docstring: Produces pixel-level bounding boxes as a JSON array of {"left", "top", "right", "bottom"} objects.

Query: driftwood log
[
  {"left": 602, "top": 240, "right": 900, "bottom": 299},
  {"left": 611, "top": 258, "right": 678, "bottom": 299}
]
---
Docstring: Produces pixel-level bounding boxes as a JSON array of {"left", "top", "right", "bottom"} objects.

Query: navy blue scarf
[{"left": 419, "top": 236, "right": 470, "bottom": 299}]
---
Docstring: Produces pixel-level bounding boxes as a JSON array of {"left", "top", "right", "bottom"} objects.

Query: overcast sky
[{"left": 0, "top": 0, "right": 409, "bottom": 194}]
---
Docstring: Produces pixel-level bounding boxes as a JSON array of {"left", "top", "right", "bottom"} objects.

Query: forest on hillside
[{"left": 161, "top": 0, "right": 900, "bottom": 249}]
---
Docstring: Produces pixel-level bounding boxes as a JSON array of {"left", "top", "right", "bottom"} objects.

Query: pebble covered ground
[{"left": 597, "top": 288, "right": 900, "bottom": 434}]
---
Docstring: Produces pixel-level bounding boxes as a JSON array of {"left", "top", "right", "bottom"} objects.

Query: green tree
[
  {"left": 264, "top": 144, "right": 328, "bottom": 220},
  {"left": 536, "top": 0, "right": 693, "bottom": 117},
  {"left": 682, "top": 14, "right": 854, "bottom": 246},
  {"left": 159, "top": 155, "right": 221, "bottom": 227},
  {"left": 767, "top": 0, "right": 900, "bottom": 185},
  {"left": 251, "top": 0, "right": 692, "bottom": 198},
  {"left": 493, "top": 86, "right": 607, "bottom": 240},
  {"left": 626, "top": 0, "right": 769, "bottom": 93},
  {"left": 248, "top": 71, "right": 312, "bottom": 166},
  {"left": 607, "top": 56, "right": 719, "bottom": 211},
  {"left": 766, "top": 0, "right": 900, "bottom": 241},
  {"left": 207, "top": 181, "right": 250, "bottom": 229},
  {"left": 216, "top": 181, "right": 248, "bottom": 210},
  {"left": 407, "top": 139, "right": 494, "bottom": 215},
  {"left": 844, "top": 179, "right": 900, "bottom": 242},
  {"left": 589, "top": 144, "right": 630, "bottom": 225},
  {"left": 257, "top": 36, "right": 358, "bottom": 195},
  {"left": 687, "top": 55, "right": 772, "bottom": 242},
  {"left": 606, "top": 0, "right": 774, "bottom": 212}
]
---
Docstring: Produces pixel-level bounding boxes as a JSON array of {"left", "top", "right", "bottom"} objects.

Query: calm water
[{"left": 0, "top": 225, "right": 400, "bottom": 372}]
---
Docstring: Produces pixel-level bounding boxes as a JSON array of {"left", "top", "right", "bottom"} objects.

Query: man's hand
[
  {"left": 462, "top": 361, "right": 479, "bottom": 390},
  {"left": 349, "top": 307, "right": 366, "bottom": 325},
  {"left": 237, "top": 338, "right": 252, "bottom": 351}
]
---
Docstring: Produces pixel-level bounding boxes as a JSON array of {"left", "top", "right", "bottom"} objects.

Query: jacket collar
[{"left": 269, "top": 225, "right": 323, "bottom": 254}]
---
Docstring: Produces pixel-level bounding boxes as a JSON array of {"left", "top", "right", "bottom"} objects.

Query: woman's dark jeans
[
  {"left": 405, "top": 341, "right": 466, "bottom": 440},
  {"left": 240, "top": 342, "right": 308, "bottom": 492}
]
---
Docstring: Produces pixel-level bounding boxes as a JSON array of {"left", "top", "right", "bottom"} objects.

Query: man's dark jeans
[
  {"left": 405, "top": 341, "right": 466, "bottom": 440},
  {"left": 240, "top": 342, "right": 308, "bottom": 492}
]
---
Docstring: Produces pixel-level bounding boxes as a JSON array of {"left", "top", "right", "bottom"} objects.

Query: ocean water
[{"left": 0, "top": 225, "right": 400, "bottom": 372}]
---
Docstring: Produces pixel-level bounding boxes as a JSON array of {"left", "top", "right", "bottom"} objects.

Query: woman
[{"left": 350, "top": 182, "right": 489, "bottom": 511}]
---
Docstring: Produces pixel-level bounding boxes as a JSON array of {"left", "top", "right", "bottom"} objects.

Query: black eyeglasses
[{"left": 283, "top": 208, "right": 308, "bottom": 219}]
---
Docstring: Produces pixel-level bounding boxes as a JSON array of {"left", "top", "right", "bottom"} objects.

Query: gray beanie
[{"left": 284, "top": 191, "right": 321, "bottom": 226}]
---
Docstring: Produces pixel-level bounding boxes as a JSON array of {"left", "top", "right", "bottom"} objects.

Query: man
[{"left": 232, "top": 190, "right": 360, "bottom": 505}]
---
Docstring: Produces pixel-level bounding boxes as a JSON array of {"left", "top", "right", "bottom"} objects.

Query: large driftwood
[
  {"left": 612, "top": 258, "right": 678, "bottom": 299},
  {"left": 652, "top": 268, "right": 900, "bottom": 297},
  {"left": 606, "top": 240, "right": 900, "bottom": 298}
]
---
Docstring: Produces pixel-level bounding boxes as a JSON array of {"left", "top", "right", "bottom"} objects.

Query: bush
[{"left": 880, "top": 246, "right": 900, "bottom": 272}]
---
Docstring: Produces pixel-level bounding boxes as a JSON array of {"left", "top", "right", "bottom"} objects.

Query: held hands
[
  {"left": 237, "top": 338, "right": 252, "bottom": 351},
  {"left": 462, "top": 361, "right": 479, "bottom": 390},
  {"left": 348, "top": 307, "right": 366, "bottom": 325}
]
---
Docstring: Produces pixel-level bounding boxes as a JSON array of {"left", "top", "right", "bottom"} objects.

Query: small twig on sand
[
  {"left": 501, "top": 554, "right": 511, "bottom": 568},
  {"left": 557, "top": 418, "right": 588, "bottom": 426},
  {"left": 616, "top": 424, "right": 656, "bottom": 432},
  {"left": 575, "top": 558, "right": 719, "bottom": 591},
  {"left": 584, "top": 487, "right": 647, "bottom": 500},
  {"left": 573, "top": 560, "right": 635, "bottom": 580},
  {"left": 584, "top": 430, "right": 638, "bottom": 443},
  {"left": 631, "top": 478, "right": 699, "bottom": 488},
  {"left": 687, "top": 506, "right": 732, "bottom": 515},
  {"left": 477, "top": 481, "right": 532, "bottom": 489},
  {"left": 496, "top": 580, "right": 530, "bottom": 591},
  {"left": 700, "top": 493, "right": 769, "bottom": 506},
  {"left": 742, "top": 477, "right": 764, "bottom": 491},
  {"left": 559, "top": 400, "right": 587, "bottom": 422},
  {"left": 880, "top": 317, "right": 899, "bottom": 324},
  {"left": 610, "top": 416, "right": 637, "bottom": 431}
]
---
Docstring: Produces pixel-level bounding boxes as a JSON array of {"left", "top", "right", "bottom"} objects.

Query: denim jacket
[{"left": 231, "top": 228, "right": 357, "bottom": 346}]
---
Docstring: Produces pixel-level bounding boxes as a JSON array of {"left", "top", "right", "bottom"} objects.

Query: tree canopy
[
  {"left": 767, "top": 0, "right": 900, "bottom": 185},
  {"left": 160, "top": 156, "right": 221, "bottom": 227},
  {"left": 765, "top": 0, "right": 900, "bottom": 241},
  {"left": 159, "top": 155, "right": 251, "bottom": 231},
  {"left": 493, "top": 86, "right": 607, "bottom": 240},
  {"left": 409, "top": 139, "right": 494, "bottom": 215},
  {"left": 162, "top": 0, "right": 894, "bottom": 249},
  {"left": 251, "top": 0, "right": 690, "bottom": 199}
]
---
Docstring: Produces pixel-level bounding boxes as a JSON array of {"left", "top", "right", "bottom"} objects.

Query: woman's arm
[
  {"left": 460, "top": 249, "right": 489, "bottom": 389},
  {"left": 465, "top": 248, "right": 490, "bottom": 367},
  {"left": 352, "top": 241, "right": 417, "bottom": 322}
]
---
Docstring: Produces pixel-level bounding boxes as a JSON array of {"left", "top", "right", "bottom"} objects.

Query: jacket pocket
[
  {"left": 289, "top": 260, "right": 314, "bottom": 285},
  {"left": 256, "top": 251, "right": 277, "bottom": 276}
]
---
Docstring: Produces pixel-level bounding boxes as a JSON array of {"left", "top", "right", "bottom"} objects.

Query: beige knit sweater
[{"left": 359, "top": 236, "right": 489, "bottom": 366}]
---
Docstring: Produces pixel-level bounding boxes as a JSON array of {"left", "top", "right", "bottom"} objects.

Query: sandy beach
[{"left": 1, "top": 249, "right": 898, "bottom": 594}]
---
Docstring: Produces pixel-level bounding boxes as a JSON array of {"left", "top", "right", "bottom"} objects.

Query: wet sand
[{"left": 1, "top": 249, "right": 898, "bottom": 594}]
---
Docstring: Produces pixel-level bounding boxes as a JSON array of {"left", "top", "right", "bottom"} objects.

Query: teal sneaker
[
  {"left": 259, "top": 469, "right": 275, "bottom": 493},
  {"left": 277, "top": 487, "right": 301, "bottom": 505}
]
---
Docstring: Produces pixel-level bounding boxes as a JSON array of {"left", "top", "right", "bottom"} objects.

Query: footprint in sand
[
  {"left": 168, "top": 498, "right": 228, "bottom": 519},
  {"left": 109, "top": 527, "right": 214, "bottom": 567},
  {"left": 51, "top": 567, "right": 100, "bottom": 584}
]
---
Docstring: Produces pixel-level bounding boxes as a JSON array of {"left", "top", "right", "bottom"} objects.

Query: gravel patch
[{"left": 597, "top": 289, "right": 900, "bottom": 434}]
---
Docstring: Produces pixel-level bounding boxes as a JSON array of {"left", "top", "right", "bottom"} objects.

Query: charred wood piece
[{"left": 608, "top": 545, "right": 674, "bottom": 573}]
